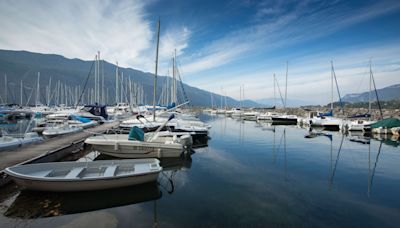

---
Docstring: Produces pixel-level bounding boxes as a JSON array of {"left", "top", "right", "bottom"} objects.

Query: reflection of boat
[
  {"left": 4, "top": 159, "right": 162, "bottom": 191},
  {"left": 391, "top": 127, "right": 400, "bottom": 136},
  {"left": 271, "top": 114, "right": 298, "bottom": 125},
  {"left": 304, "top": 130, "right": 332, "bottom": 140},
  {"left": 371, "top": 118, "right": 400, "bottom": 135},
  {"left": 349, "top": 136, "right": 370, "bottom": 144},
  {"left": 371, "top": 134, "right": 399, "bottom": 147},
  {"left": 5, "top": 182, "right": 162, "bottom": 218}
]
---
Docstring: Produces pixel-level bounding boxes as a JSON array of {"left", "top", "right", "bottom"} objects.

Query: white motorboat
[
  {"left": 242, "top": 111, "right": 260, "bottom": 121},
  {"left": 4, "top": 159, "right": 162, "bottom": 192},
  {"left": 42, "top": 124, "right": 83, "bottom": 137},
  {"left": 320, "top": 118, "right": 343, "bottom": 131},
  {"left": 84, "top": 132, "right": 191, "bottom": 158},
  {"left": 309, "top": 115, "right": 342, "bottom": 131},
  {"left": 257, "top": 112, "right": 279, "bottom": 121},
  {"left": 343, "top": 119, "right": 376, "bottom": 131},
  {"left": 230, "top": 108, "right": 244, "bottom": 118},
  {"left": 0, "top": 132, "right": 43, "bottom": 150}
]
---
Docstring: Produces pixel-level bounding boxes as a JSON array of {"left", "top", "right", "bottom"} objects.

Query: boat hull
[
  {"left": 90, "top": 143, "right": 185, "bottom": 158},
  {"left": 271, "top": 117, "right": 297, "bottom": 125},
  {"left": 10, "top": 173, "right": 159, "bottom": 192},
  {"left": 5, "top": 159, "right": 162, "bottom": 192}
]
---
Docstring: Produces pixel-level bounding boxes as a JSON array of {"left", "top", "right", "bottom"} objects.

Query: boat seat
[
  {"left": 135, "top": 164, "right": 148, "bottom": 173},
  {"left": 34, "top": 170, "right": 53, "bottom": 177},
  {"left": 65, "top": 167, "right": 85, "bottom": 178},
  {"left": 103, "top": 165, "right": 118, "bottom": 177}
]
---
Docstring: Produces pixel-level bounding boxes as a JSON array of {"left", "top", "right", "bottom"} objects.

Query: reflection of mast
[
  {"left": 153, "top": 201, "right": 158, "bottom": 228},
  {"left": 329, "top": 132, "right": 332, "bottom": 185},
  {"left": 368, "top": 142, "right": 371, "bottom": 196},
  {"left": 368, "top": 141, "right": 383, "bottom": 197},
  {"left": 329, "top": 135, "right": 344, "bottom": 190},
  {"left": 273, "top": 126, "right": 276, "bottom": 164},
  {"left": 242, "top": 120, "right": 245, "bottom": 143},
  {"left": 284, "top": 129, "right": 288, "bottom": 181}
]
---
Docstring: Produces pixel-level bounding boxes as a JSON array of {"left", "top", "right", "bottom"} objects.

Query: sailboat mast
[
  {"left": 4, "top": 74, "right": 7, "bottom": 104},
  {"left": 36, "top": 72, "right": 40, "bottom": 107},
  {"left": 284, "top": 62, "right": 288, "bottom": 110},
  {"left": 95, "top": 55, "right": 98, "bottom": 103},
  {"left": 153, "top": 19, "right": 161, "bottom": 122},
  {"left": 48, "top": 77, "right": 52, "bottom": 106},
  {"left": 20, "top": 80, "right": 23, "bottom": 106},
  {"left": 98, "top": 51, "right": 101, "bottom": 103},
  {"left": 173, "top": 49, "right": 177, "bottom": 104},
  {"left": 331, "top": 61, "right": 334, "bottom": 111},
  {"left": 370, "top": 63, "right": 383, "bottom": 119},
  {"left": 115, "top": 61, "right": 119, "bottom": 104},
  {"left": 101, "top": 55, "right": 104, "bottom": 104},
  {"left": 273, "top": 73, "right": 276, "bottom": 108},
  {"left": 368, "top": 60, "right": 372, "bottom": 119}
]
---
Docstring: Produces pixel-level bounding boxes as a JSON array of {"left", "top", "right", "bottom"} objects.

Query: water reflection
[
  {"left": 5, "top": 182, "right": 162, "bottom": 219},
  {"left": 1, "top": 155, "right": 192, "bottom": 226},
  {"left": 329, "top": 134, "right": 344, "bottom": 190},
  {"left": 1, "top": 114, "right": 400, "bottom": 227}
]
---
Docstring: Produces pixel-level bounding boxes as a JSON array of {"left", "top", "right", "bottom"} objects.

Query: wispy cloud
[
  {"left": 180, "top": 0, "right": 400, "bottom": 76},
  {"left": 178, "top": 0, "right": 400, "bottom": 103},
  {"left": 192, "top": 43, "right": 400, "bottom": 104},
  {"left": 0, "top": 0, "right": 190, "bottom": 73}
]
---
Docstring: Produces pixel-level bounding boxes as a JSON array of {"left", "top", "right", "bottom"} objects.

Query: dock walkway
[{"left": 0, "top": 121, "right": 119, "bottom": 171}]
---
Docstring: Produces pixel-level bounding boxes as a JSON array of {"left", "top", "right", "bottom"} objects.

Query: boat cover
[
  {"left": 129, "top": 126, "right": 145, "bottom": 141},
  {"left": 71, "top": 115, "right": 91, "bottom": 123},
  {"left": 370, "top": 118, "right": 400, "bottom": 129},
  {"left": 317, "top": 110, "right": 333, "bottom": 117}
]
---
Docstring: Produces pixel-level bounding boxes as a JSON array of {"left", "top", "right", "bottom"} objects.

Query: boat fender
[
  {"left": 114, "top": 142, "right": 119, "bottom": 151},
  {"left": 157, "top": 148, "right": 161, "bottom": 158}
]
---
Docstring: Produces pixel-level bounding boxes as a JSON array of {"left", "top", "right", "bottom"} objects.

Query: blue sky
[{"left": 0, "top": 0, "right": 400, "bottom": 104}]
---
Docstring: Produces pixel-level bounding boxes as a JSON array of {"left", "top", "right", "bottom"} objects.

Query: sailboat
[
  {"left": 271, "top": 63, "right": 298, "bottom": 125},
  {"left": 344, "top": 61, "right": 377, "bottom": 131},
  {"left": 309, "top": 61, "right": 343, "bottom": 131}
]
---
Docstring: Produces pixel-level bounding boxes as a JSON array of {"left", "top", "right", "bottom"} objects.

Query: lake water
[{"left": 1, "top": 114, "right": 399, "bottom": 227}]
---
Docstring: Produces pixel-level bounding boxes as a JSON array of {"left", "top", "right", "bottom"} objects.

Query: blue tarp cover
[{"left": 129, "top": 126, "right": 145, "bottom": 141}]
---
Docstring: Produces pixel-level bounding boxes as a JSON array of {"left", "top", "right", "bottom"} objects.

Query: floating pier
[{"left": 0, "top": 121, "right": 120, "bottom": 186}]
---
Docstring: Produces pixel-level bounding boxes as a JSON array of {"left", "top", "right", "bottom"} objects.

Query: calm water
[{"left": 1, "top": 114, "right": 399, "bottom": 227}]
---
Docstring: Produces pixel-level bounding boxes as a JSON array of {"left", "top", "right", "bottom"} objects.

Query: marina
[
  {"left": 0, "top": 114, "right": 399, "bottom": 227},
  {"left": 1, "top": 1, "right": 400, "bottom": 227}
]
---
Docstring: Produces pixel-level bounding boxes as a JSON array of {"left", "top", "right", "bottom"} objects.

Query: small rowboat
[{"left": 4, "top": 159, "right": 162, "bottom": 192}]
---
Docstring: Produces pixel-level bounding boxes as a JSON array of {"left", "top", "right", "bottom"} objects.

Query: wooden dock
[{"left": 0, "top": 121, "right": 120, "bottom": 171}]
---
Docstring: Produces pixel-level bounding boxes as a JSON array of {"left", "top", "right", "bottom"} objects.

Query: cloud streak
[{"left": 0, "top": 0, "right": 190, "bottom": 73}]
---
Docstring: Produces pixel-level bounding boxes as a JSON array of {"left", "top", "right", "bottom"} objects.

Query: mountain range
[
  {"left": 255, "top": 98, "right": 317, "bottom": 108},
  {"left": 0, "top": 49, "right": 259, "bottom": 107},
  {"left": 1, "top": 49, "right": 398, "bottom": 108},
  {"left": 341, "top": 84, "right": 400, "bottom": 103}
]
